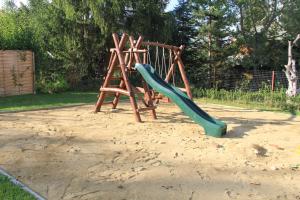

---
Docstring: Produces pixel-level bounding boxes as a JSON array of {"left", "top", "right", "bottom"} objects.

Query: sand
[{"left": 0, "top": 101, "right": 300, "bottom": 200}]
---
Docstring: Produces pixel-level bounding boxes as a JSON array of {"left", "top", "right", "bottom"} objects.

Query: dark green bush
[{"left": 37, "top": 74, "right": 69, "bottom": 94}]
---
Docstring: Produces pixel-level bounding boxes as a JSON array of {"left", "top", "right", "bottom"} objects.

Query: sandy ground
[{"left": 0, "top": 101, "right": 300, "bottom": 200}]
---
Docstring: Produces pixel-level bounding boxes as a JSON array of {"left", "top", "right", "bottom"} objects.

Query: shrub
[{"left": 37, "top": 73, "right": 69, "bottom": 94}]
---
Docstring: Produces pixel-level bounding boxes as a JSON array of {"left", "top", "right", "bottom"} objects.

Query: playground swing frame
[{"left": 95, "top": 33, "right": 192, "bottom": 122}]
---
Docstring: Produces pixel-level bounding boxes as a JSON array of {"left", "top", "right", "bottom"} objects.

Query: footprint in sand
[
  {"left": 252, "top": 144, "right": 268, "bottom": 157},
  {"left": 224, "top": 188, "right": 239, "bottom": 199},
  {"left": 151, "top": 160, "right": 162, "bottom": 167},
  {"left": 161, "top": 185, "right": 173, "bottom": 190},
  {"left": 196, "top": 170, "right": 211, "bottom": 181},
  {"left": 133, "top": 166, "right": 146, "bottom": 172},
  {"left": 111, "top": 155, "right": 121, "bottom": 163},
  {"left": 169, "top": 168, "right": 175, "bottom": 176},
  {"left": 150, "top": 139, "right": 159, "bottom": 143},
  {"left": 67, "top": 146, "right": 81, "bottom": 153}
]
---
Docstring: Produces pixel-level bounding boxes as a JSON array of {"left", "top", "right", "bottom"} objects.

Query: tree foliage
[{"left": 0, "top": 0, "right": 299, "bottom": 92}]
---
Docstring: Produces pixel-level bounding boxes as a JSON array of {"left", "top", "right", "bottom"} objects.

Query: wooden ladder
[{"left": 95, "top": 33, "right": 157, "bottom": 122}]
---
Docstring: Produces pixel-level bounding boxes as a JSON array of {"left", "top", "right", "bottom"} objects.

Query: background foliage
[{"left": 0, "top": 0, "right": 300, "bottom": 93}]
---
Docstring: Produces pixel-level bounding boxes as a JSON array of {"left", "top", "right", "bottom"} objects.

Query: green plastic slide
[{"left": 135, "top": 63, "right": 227, "bottom": 137}]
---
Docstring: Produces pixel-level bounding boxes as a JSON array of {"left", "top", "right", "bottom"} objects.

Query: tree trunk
[
  {"left": 208, "top": 16, "right": 213, "bottom": 88},
  {"left": 285, "top": 37, "right": 299, "bottom": 96}
]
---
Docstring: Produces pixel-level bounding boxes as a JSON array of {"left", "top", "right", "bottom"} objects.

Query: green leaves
[{"left": 1, "top": 0, "right": 299, "bottom": 92}]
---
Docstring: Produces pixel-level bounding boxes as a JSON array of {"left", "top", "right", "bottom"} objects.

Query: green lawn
[
  {"left": 192, "top": 88, "right": 300, "bottom": 116},
  {"left": 196, "top": 98, "right": 300, "bottom": 115},
  {"left": 0, "top": 92, "right": 98, "bottom": 112},
  {"left": 0, "top": 91, "right": 299, "bottom": 115},
  {"left": 0, "top": 174, "right": 35, "bottom": 200}
]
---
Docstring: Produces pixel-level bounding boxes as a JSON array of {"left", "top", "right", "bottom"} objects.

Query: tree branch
[{"left": 292, "top": 34, "right": 300, "bottom": 47}]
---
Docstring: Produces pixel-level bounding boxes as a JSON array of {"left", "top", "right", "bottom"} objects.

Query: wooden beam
[
  {"left": 100, "top": 87, "right": 130, "bottom": 96},
  {"left": 176, "top": 45, "right": 193, "bottom": 99},
  {"left": 142, "top": 41, "right": 181, "bottom": 51},
  {"left": 110, "top": 48, "right": 147, "bottom": 53}
]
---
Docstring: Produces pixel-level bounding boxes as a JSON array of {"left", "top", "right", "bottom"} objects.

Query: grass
[
  {"left": 0, "top": 92, "right": 98, "bottom": 111},
  {"left": 192, "top": 88, "right": 300, "bottom": 115},
  {"left": 0, "top": 174, "right": 35, "bottom": 200},
  {"left": 0, "top": 89, "right": 299, "bottom": 115},
  {"left": 196, "top": 98, "right": 300, "bottom": 115}
]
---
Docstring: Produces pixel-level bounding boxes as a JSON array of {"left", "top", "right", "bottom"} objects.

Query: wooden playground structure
[{"left": 95, "top": 33, "right": 192, "bottom": 122}]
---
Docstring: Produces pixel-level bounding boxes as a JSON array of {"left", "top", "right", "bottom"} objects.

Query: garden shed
[{"left": 0, "top": 50, "right": 35, "bottom": 96}]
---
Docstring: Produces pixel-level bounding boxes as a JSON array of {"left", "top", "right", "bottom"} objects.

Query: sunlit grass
[
  {"left": 193, "top": 88, "right": 300, "bottom": 115},
  {"left": 0, "top": 92, "right": 98, "bottom": 111},
  {"left": 0, "top": 174, "right": 35, "bottom": 200}
]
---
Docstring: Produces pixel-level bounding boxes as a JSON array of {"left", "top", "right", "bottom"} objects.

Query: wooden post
[
  {"left": 0, "top": 52, "right": 5, "bottom": 96},
  {"left": 165, "top": 49, "right": 181, "bottom": 83},
  {"left": 143, "top": 52, "right": 147, "bottom": 64},
  {"left": 129, "top": 36, "right": 157, "bottom": 119},
  {"left": 271, "top": 71, "right": 275, "bottom": 92},
  {"left": 176, "top": 46, "right": 193, "bottom": 99},
  {"left": 32, "top": 52, "right": 36, "bottom": 94}
]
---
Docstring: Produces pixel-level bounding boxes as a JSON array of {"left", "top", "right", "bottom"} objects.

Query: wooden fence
[{"left": 0, "top": 50, "right": 35, "bottom": 97}]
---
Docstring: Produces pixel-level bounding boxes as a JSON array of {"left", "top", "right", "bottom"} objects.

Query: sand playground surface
[{"left": 0, "top": 101, "right": 300, "bottom": 200}]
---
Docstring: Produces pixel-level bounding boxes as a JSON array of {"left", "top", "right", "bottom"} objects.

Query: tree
[
  {"left": 172, "top": 0, "right": 196, "bottom": 46},
  {"left": 122, "top": 0, "right": 172, "bottom": 42},
  {"left": 284, "top": 34, "right": 300, "bottom": 96},
  {"left": 0, "top": 2, "right": 34, "bottom": 50},
  {"left": 170, "top": 0, "right": 199, "bottom": 86},
  {"left": 233, "top": 0, "right": 288, "bottom": 71},
  {"left": 190, "top": 0, "right": 237, "bottom": 88},
  {"left": 10, "top": 0, "right": 173, "bottom": 91}
]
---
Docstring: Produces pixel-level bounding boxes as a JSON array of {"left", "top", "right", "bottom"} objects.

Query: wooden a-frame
[
  {"left": 95, "top": 33, "right": 157, "bottom": 122},
  {"left": 95, "top": 33, "right": 192, "bottom": 122}
]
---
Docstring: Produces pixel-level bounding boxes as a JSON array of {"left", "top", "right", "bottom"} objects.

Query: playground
[
  {"left": 0, "top": 102, "right": 299, "bottom": 199},
  {"left": 0, "top": 31, "right": 300, "bottom": 199},
  {"left": 2, "top": 0, "right": 300, "bottom": 199}
]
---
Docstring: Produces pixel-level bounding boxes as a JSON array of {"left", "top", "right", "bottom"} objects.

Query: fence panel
[
  {"left": 215, "top": 70, "right": 299, "bottom": 91},
  {"left": 0, "top": 50, "right": 35, "bottom": 97}
]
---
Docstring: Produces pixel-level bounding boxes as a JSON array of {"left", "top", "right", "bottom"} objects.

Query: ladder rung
[{"left": 100, "top": 88, "right": 130, "bottom": 96}]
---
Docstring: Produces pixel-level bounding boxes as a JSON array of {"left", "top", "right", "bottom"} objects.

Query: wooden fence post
[{"left": 271, "top": 70, "right": 275, "bottom": 92}]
